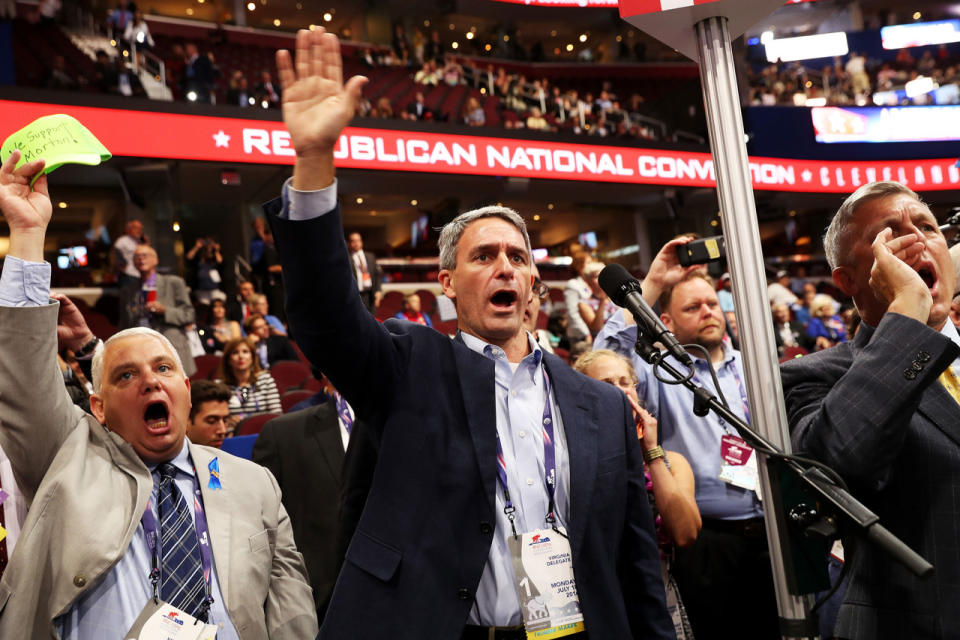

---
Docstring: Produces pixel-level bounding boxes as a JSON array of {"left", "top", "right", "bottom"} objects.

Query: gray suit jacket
[
  {"left": 120, "top": 273, "right": 197, "bottom": 377},
  {"left": 0, "top": 303, "right": 317, "bottom": 639},
  {"left": 782, "top": 313, "right": 960, "bottom": 639}
]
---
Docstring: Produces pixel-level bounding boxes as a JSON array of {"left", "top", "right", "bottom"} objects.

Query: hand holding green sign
[{"left": 1, "top": 114, "right": 111, "bottom": 177}]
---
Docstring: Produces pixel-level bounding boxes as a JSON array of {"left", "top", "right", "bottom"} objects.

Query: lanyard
[
  {"left": 690, "top": 356, "right": 752, "bottom": 431},
  {"left": 141, "top": 469, "right": 215, "bottom": 618},
  {"left": 494, "top": 369, "right": 557, "bottom": 537}
]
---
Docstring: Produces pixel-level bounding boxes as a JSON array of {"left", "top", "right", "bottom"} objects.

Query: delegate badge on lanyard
[
  {"left": 718, "top": 434, "right": 759, "bottom": 493},
  {"left": 507, "top": 527, "right": 585, "bottom": 639},
  {"left": 125, "top": 599, "right": 218, "bottom": 640}
]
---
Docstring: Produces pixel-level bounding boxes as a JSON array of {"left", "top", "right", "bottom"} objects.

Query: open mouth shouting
[
  {"left": 489, "top": 289, "right": 519, "bottom": 312},
  {"left": 917, "top": 265, "right": 937, "bottom": 291},
  {"left": 144, "top": 401, "right": 171, "bottom": 433}
]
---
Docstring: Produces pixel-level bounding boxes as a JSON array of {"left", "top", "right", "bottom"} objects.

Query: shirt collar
[
  {"left": 148, "top": 438, "right": 195, "bottom": 477},
  {"left": 938, "top": 318, "right": 960, "bottom": 352},
  {"left": 459, "top": 330, "right": 543, "bottom": 367},
  {"left": 686, "top": 339, "right": 736, "bottom": 368}
]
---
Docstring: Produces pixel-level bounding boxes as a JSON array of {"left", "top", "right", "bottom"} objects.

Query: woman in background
[{"left": 216, "top": 337, "right": 281, "bottom": 432}]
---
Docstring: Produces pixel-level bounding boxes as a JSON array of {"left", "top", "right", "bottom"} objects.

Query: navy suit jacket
[
  {"left": 782, "top": 313, "right": 960, "bottom": 639},
  {"left": 266, "top": 199, "right": 672, "bottom": 640}
]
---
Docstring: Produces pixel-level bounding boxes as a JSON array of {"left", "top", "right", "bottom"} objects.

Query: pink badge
[{"left": 721, "top": 434, "right": 752, "bottom": 466}]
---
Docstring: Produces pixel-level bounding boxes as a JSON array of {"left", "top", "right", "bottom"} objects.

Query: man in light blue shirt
[
  {"left": 595, "top": 237, "right": 778, "bottom": 640},
  {"left": 0, "top": 149, "right": 316, "bottom": 638}
]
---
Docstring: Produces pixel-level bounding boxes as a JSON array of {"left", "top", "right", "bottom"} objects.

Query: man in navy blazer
[
  {"left": 264, "top": 28, "right": 672, "bottom": 640},
  {"left": 782, "top": 181, "right": 960, "bottom": 639}
]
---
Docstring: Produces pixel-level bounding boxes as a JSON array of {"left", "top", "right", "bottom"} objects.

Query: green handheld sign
[{"left": 1, "top": 114, "right": 112, "bottom": 176}]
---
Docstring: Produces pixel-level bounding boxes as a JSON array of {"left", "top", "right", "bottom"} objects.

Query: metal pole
[{"left": 694, "top": 16, "right": 813, "bottom": 639}]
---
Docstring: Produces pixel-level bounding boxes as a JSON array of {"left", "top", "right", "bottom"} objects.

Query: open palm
[{"left": 277, "top": 28, "right": 367, "bottom": 158}]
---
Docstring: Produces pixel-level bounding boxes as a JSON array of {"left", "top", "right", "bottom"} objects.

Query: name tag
[
  {"left": 507, "top": 527, "right": 586, "bottom": 639},
  {"left": 718, "top": 434, "right": 759, "bottom": 493},
  {"left": 125, "top": 600, "right": 218, "bottom": 640}
]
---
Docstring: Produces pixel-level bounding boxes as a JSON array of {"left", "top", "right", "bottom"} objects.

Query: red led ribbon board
[
  {"left": 618, "top": 0, "right": 720, "bottom": 16},
  {"left": 2, "top": 100, "right": 958, "bottom": 193},
  {"left": 491, "top": 0, "right": 618, "bottom": 6}
]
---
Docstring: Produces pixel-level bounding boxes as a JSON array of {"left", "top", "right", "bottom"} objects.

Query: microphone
[
  {"left": 598, "top": 264, "right": 693, "bottom": 367},
  {"left": 939, "top": 208, "right": 960, "bottom": 232}
]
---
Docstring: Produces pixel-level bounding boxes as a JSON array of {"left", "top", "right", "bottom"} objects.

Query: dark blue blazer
[
  {"left": 782, "top": 313, "right": 960, "bottom": 639},
  {"left": 266, "top": 199, "right": 673, "bottom": 640}
]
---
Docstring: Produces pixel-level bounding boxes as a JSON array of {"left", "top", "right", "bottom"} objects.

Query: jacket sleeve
[
  {"left": 783, "top": 312, "right": 957, "bottom": 491},
  {"left": 0, "top": 303, "right": 84, "bottom": 501},
  {"left": 161, "top": 276, "right": 196, "bottom": 327},
  {"left": 265, "top": 199, "right": 410, "bottom": 428}
]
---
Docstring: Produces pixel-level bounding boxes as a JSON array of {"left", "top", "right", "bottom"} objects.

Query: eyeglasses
[{"left": 533, "top": 279, "right": 550, "bottom": 300}]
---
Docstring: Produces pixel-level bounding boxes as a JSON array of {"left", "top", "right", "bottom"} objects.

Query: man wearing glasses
[{"left": 523, "top": 265, "right": 555, "bottom": 355}]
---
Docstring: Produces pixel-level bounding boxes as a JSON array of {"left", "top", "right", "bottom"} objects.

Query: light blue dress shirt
[
  {"left": 459, "top": 332, "right": 570, "bottom": 626},
  {"left": 596, "top": 310, "right": 763, "bottom": 520},
  {"left": 0, "top": 255, "right": 238, "bottom": 639},
  {"left": 281, "top": 178, "right": 571, "bottom": 626}
]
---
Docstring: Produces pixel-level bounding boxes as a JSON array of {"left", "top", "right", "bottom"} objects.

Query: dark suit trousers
[{"left": 672, "top": 524, "right": 779, "bottom": 640}]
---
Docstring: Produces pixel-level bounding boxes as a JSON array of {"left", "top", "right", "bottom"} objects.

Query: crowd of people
[
  {"left": 747, "top": 45, "right": 960, "bottom": 107},
  {"left": 22, "top": 5, "right": 679, "bottom": 141},
  {"left": 4, "top": 24, "right": 960, "bottom": 640},
  {"left": 356, "top": 50, "right": 669, "bottom": 141}
]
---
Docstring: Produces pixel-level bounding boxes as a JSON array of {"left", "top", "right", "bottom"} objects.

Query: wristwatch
[{"left": 74, "top": 336, "right": 101, "bottom": 360}]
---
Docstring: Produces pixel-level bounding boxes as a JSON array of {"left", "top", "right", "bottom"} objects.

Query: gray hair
[
  {"left": 437, "top": 206, "right": 532, "bottom": 271},
  {"left": 823, "top": 181, "right": 922, "bottom": 269},
  {"left": 91, "top": 327, "right": 185, "bottom": 393}
]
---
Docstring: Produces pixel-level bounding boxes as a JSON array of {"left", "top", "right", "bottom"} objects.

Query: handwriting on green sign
[{"left": 1, "top": 114, "right": 111, "bottom": 176}]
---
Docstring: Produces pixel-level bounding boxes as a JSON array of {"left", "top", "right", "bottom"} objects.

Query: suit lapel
[
  {"left": 452, "top": 336, "right": 498, "bottom": 512},
  {"left": 543, "top": 355, "right": 597, "bottom": 559},
  {"left": 311, "top": 402, "right": 345, "bottom": 482},
  {"left": 189, "top": 443, "right": 233, "bottom": 608}
]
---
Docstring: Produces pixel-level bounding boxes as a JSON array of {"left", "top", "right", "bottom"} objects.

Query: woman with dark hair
[
  {"left": 199, "top": 298, "right": 240, "bottom": 355},
  {"left": 216, "top": 337, "right": 281, "bottom": 431}
]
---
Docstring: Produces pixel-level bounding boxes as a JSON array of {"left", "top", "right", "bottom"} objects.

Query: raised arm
[
  {"left": 0, "top": 150, "right": 87, "bottom": 498},
  {"left": 627, "top": 394, "right": 701, "bottom": 547},
  {"left": 638, "top": 236, "right": 698, "bottom": 307},
  {"left": 269, "top": 29, "right": 410, "bottom": 423}
]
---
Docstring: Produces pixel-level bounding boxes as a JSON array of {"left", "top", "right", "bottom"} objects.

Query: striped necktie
[
  {"left": 335, "top": 393, "right": 353, "bottom": 435},
  {"left": 157, "top": 464, "right": 207, "bottom": 620}
]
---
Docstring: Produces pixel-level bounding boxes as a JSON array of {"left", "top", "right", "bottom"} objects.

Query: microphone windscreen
[{"left": 598, "top": 263, "right": 637, "bottom": 307}]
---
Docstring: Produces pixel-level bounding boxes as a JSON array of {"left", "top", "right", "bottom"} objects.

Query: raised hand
[
  {"left": 641, "top": 236, "right": 700, "bottom": 306},
  {"left": 51, "top": 293, "right": 96, "bottom": 353},
  {"left": 625, "top": 392, "right": 658, "bottom": 446},
  {"left": 277, "top": 28, "right": 367, "bottom": 163},
  {"left": 0, "top": 149, "right": 51, "bottom": 262},
  {"left": 869, "top": 228, "right": 931, "bottom": 325}
]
